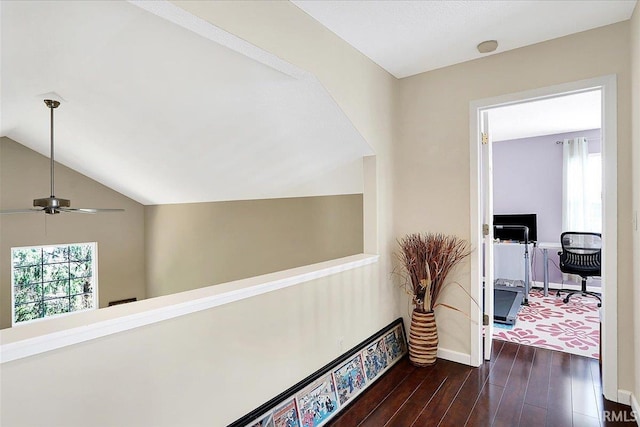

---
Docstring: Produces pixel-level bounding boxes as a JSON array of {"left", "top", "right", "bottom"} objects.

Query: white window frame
[{"left": 11, "top": 242, "right": 99, "bottom": 326}]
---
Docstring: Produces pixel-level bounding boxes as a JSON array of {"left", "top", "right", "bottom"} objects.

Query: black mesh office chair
[{"left": 557, "top": 232, "right": 602, "bottom": 307}]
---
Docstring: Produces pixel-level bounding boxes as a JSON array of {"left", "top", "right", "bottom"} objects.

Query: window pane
[
  {"left": 14, "top": 283, "right": 42, "bottom": 304},
  {"left": 70, "top": 261, "right": 92, "bottom": 279},
  {"left": 44, "top": 280, "right": 68, "bottom": 300},
  {"left": 43, "top": 263, "right": 70, "bottom": 282},
  {"left": 70, "top": 278, "right": 92, "bottom": 295},
  {"left": 12, "top": 248, "right": 41, "bottom": 267},
  {"left": 44, "top": 298, "right": 70, "bottom": 316},
  {"left": 68, "top": 244, "right": 92, "bottom": 262},
  {"left": 13, "top": 265, "right": 42, "bottom": 285},
  {"left": 43, "top": 246, "right": 68, "bottom": 264},
  {"left": 71, "top": 294, "right": 94, "bottom": 311},
  {"left": 15, "top": 302, "right": 44, "bottom": 323}
]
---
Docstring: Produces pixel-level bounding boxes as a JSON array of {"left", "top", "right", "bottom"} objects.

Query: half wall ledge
[{"left": 0, "top": 253, "right": 379, "bottom": 364}]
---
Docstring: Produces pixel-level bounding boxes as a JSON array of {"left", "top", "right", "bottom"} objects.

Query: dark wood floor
[{"left": 328, "top": 341, "right": 635, "bottom": 426}]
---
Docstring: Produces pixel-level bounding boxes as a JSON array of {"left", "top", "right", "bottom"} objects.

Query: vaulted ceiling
[
  {"left": 1, "top": 1, "right": 372, "bottom": 205},
  {"left": 2, "top": 1, "right": 635, "bottom": 205}
]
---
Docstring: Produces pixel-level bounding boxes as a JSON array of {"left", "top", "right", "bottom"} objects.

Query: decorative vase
[{"left": 408, "top": 309, "right": 438, "bottom": 367}]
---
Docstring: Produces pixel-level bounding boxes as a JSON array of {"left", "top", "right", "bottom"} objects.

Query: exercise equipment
[
  {"left": 494, "top": 288, "right": 525, "bottom": 325},
  {"left": 492, "top": 225, "right": 531, "bottom": 325}
]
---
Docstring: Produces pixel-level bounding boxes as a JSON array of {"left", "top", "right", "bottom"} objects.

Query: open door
[{"left": 481, "top": 110, "right": 494, "bottom": 361}]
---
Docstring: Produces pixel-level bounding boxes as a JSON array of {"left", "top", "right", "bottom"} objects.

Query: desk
[{"left": 538, "top": 242, "right": 562, "bottom": 297}]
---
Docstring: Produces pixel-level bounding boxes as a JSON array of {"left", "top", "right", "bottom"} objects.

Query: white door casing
[
  {"left": 469, "top": 75, "right": 618, "bottom": 402},
  {"left": 481, "top": 111, "right": 494, "bottom": 361}
]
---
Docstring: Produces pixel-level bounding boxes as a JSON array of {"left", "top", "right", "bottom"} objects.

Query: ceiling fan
[{"left": 0, "top": 99, "right": 124, "bottom": 215}]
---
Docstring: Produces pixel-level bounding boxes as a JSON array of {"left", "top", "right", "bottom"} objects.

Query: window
[
  {"left": 11, "top": 242, "right": 97, "bottom": 325},
  {"left": 562, "top": 138, "right": 602, "bottom": 233}
]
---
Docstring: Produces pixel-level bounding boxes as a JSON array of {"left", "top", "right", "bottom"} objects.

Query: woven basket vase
[{"left": 408, "top": 309, "right": 438, "bottom": 367}]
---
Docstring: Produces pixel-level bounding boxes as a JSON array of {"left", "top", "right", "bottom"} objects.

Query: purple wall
[{"left": 493, "top": 129, "right": 601, "bottom": 284}]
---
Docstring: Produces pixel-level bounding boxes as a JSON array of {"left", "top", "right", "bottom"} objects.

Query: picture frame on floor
[{"left": 231, "top": 318, "right": 408, "bottom": 427}]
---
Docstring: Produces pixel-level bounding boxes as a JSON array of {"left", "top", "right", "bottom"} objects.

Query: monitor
[{"left": 494, "top": 213, "right": 537, "bottom": 242}]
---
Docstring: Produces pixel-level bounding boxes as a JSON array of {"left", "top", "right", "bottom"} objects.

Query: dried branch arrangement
[{"left": 398, "top": 233, "right": 471, "bottom": 313}]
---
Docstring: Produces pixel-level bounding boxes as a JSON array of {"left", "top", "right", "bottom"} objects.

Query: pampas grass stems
[{"left": 398, "top": 233, "right": 471, "bottom": 313}]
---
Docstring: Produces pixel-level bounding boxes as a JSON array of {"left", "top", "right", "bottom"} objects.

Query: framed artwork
[
  {"left": 384, "top": 325, "right": 406, "bottom": 361},
  {"left": 247, "top": 412, "right": 274, "bottom": 427},
  {"left": 229, "top": 318, "right": 407, "bottom": 427},
  {"left": 296, "top": 373, "right": 338, "bottom": 427},
  {"left": 333, "top": 354, "right": 366, "bottom": 406},
  {"left": 361, "top": 338, "right": 389, "bottom": 381},
  {"left": 273, "top": 399, "right": 299, "bottom": 427}
]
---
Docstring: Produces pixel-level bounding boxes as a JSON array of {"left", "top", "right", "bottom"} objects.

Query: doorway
[
  {"left": 469, "top": 75, "right": 618, "bottom": 402},
  {"left": 489, "top": 91, "right": 602, "bottom": 359}
]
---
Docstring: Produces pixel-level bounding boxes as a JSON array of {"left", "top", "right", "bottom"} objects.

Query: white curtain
[
  {"left": 562, "top": 137, "right": 590, "bottom": 232},
  {"left": 561, "top": 137, "right": 589, "bottom": 283}
]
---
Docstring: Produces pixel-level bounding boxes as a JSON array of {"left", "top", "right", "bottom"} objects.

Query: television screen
[{"left": 494, "top": 213, "right": 537, "bottom": 242}]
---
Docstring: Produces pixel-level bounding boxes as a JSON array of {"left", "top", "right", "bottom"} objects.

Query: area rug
[{"left": 492, "top": 289, "right": 600, "bottom": 359}]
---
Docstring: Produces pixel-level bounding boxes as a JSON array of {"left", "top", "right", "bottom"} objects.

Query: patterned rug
[{"left": 493, "top": 289, "right": 600, "bottom": 359}]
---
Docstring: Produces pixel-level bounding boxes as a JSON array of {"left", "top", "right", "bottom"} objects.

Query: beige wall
[
  {"left": 396, "top": 22, "right": 634, "bottom": 389},
  {"left": 0, "top": 2, "right": 398, "bottom": 426},
  {"left": 0, "top": 137, "right": 146, "bottom": 329},
  {"left": 145, "top": 195, "right": 363, "bottom": 297},
  {"left": 630, "top": 3, "right": 640, "bottom": 404}
]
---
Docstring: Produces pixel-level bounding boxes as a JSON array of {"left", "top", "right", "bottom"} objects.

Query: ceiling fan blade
[
  {"left": 0, "top": 208, "right": 45, "bottom": 214},
  {"left": 58, "top": 208, "right": 125, "bottom": 214}
]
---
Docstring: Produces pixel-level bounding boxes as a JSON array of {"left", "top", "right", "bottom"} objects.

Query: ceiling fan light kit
[{"left": 0, "top": 99, "right": 124, "bottom": 215}]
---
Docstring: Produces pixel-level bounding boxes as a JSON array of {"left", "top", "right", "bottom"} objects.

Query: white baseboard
[
  {"left": 619, "top": 389, "right": 632, "bottom": 405},
  {"left": 631, "top": 392, "right": 640, "bottom": 426},
  {"left": 531, "top": 281, "right": 601, "bottom": 293},
  {"left": 617, "top": 390, "right": 640, "bottom": 426},
  {"left": 437, "top": 347, "right": 471, "bottom": 365}
]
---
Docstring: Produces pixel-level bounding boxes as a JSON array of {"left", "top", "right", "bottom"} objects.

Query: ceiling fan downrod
[
  {"left": 44, "top": 99, "right": 59, "bottom": 198},
  {"left": 1, "top": 98, "right": 124, "bottom": 215},
  {"left": 33, "top": 99, "right": 70, "bottom": 214}
]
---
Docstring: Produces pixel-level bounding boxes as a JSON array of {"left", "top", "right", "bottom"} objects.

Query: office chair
[{"left": 557, "top": 232, "right": 602, "bottom": 307}]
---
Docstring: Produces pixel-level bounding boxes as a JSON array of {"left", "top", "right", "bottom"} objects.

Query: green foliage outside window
[{"left": 12, "top": 243, "right": 96, "bottom": 324}]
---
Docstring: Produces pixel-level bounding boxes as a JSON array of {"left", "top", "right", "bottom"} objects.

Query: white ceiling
[
  {"left": 292, "top": 0, "right": 637, "bottom": 79},
  {"left": 1, "top": 1, "right": 373, "bottom": 205},
  {"left": 490, "top": 90, "right": 601, "bottom": 142},
  {"left": 2, "top": 1, "right": 633, "bottom": 206}
]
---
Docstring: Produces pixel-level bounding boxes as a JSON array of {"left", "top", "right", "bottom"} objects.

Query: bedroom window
[{"left": 11, "top": 242, "right": 97, "bottom": 325}]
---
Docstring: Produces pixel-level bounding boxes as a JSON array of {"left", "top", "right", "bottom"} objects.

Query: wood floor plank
[
  {"left": 438, "top": 361, "right": 492, "bottom": 426},
  {"left": 493, "top": 344, "right": 536, "bottom": 427},
  {"left": 520, "top": 403, "right": 547, "bottom": 426},
  {"left": 524, "top": 347, "right": 552, "bottom": 409},
  {"left": 546, "top": 351, "right": 573, "bottom": 427},
  {"left": 356, "top": 364, "right": 435, "bottom": 426},
  {"left": 465, "top": 383, "right": 505, "bottom": 427},
  {"left": 408, "top": 362, "right": 472, "bottom": 426},
  {"left": 383, "top": 361, "right": 457, "bottom": 427},
  {"left": 571, "top": 353, "right": 600, "bottom": 419},
  {"left": 602, "top": 398, "right": 638, "bottom": 426},
  {"left": 491, "top": 340, "right": 505, "bottom": 360},
  {"left": 329, "top": 358, "right": 415, "bottom": 427},
  {"left": 573, "top": 412, "right": 601, "bottom": 427},
  {"left": 489, "top": 341, "right": 518, "bottom": 387},
  {"left": 328, "top": 341, "right": 638, "bottom": 427},
  {"left": 589, "top": 357, "right": 604, "bottom": 418}
]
